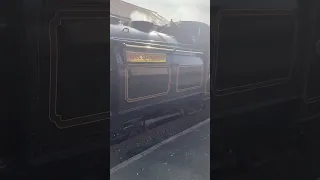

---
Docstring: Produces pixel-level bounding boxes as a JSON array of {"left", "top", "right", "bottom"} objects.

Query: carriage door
[
  {"left": 48, "top": 10, "right": 110, "bottom": 128},
  {"left": 304, "top": 1, "right": 320, "bottom": 104}
]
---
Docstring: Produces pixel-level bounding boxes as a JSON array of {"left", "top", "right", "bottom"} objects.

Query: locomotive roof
[
  {"left": 110, "top": 24, "right": 178, "bottom": 44},
  {"left": 110, "top": 22, "right": 209, "bottom": 52},
  {"left": 111, "top": 24, "right": 195, "bottom": 51}
]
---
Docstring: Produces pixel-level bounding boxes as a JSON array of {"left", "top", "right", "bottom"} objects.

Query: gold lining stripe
[
  {"left": 124, "top": 44, "right": 173, "bottom": 51},
  {"left": 123, "top": 43, "right": 204, "bottom": 54},
  {"left": 176, "top": 50, "right": 203, "bottom": 54}
]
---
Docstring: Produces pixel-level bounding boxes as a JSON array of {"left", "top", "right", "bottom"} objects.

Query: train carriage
[
  {"left": 211, "top": 0, "right": 320, "bottom": 169},
  {"left": 211, "top": 2, "right": 299, "bottom": 117},
  {"left": 210, "top": 0, "right": 320, "bottom": 122},
  {"left": 1, "top": 0, "right": 113, "bottom": 171}
]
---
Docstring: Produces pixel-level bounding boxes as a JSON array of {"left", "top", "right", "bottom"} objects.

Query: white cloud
[{"left": 123, "top": 0, "right": 210, "bottom": 25}]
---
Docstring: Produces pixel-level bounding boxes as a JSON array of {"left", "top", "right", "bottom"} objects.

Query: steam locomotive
[{"left": 110, "top": 20, "right": 210, "bottom": 141}]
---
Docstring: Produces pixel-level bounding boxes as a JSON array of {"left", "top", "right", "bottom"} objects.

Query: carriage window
[
  {"left": 177, "top": 66, "right": 203, "bottom": 92},
  {"left": 0, "top": 4, "right": 7, "bottom": 56},
  {"left": 216, "top": 13, "right": 295, "bottom": 89},
  {"left": 173, "top": 55, "right": 204, "bottom": 92},
  {"left": 126, "top": 66, "right": 170, "bottom": 102},
  {"left": 56, "top": 19, "right": 109, "bottom": 119}
]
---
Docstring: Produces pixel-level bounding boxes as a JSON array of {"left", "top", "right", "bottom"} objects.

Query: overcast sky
[{"left": 123, "top": 0, "right": 210, "bottom": 25}]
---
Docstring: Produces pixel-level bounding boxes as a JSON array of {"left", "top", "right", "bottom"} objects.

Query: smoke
[
  {"left": 123, "top": 0, "right": 210, "bottom": 25},
  {"left": 170, "top": 5, "right": 210, "bottom": 24},
  {"left": 130, "top": 10, "right": 153, "bottom": 22}
]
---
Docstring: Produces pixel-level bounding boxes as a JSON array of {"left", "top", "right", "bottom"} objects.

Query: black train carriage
[
  {"left": 110, "top": 21, "right": 210, "bottom": 140},
  {"left": 1, "top": 0, "right": 111, "bottom": 171},
  {"left": 211, "top": 0, "right": 320, "bottom": 120},
  {"left": 211, "top": 1, "right": 299, "bottom": 117},
  {"left": 211, "top": 0, "right": 320, "bottom": 169}
]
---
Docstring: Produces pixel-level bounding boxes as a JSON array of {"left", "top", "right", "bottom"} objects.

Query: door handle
[{"left": 316, "top": 40, "right": 320, "bottom": 56}]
